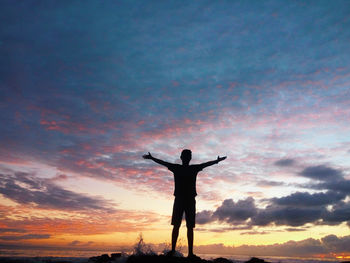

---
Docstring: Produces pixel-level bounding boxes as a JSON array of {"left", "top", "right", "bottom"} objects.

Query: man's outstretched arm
[
  {"left": 198, "top": 156, "right": 227, "bottom": 170},
  {"left": 142, "top": 152, "right": 173, "bottom": 168}
]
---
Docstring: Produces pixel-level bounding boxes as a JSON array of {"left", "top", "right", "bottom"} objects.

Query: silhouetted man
[{"left": 143, "top": 149, "right": 226, "bottom": 258}]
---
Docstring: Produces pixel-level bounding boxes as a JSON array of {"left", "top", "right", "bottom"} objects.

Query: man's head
[{"left": 180, "top": 149, "right": 192, "bottom": 165}]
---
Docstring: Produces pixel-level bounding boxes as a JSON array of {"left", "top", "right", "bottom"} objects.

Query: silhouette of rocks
[
  {"left": 111, "top": 253, "right": 122, "bottom": 260},
  {"left": 125, "top": 254, "right": 271, "bottom": 263},
  {"left": 88, "top": 254, "right": 111, "bottom": 263},
  {"left": 86, "top": 253, "right": 276, "bottom": 263},
  {"left": 127, "top": 254, "right": 207, "bottom": 263},
  {"left": 245, "top": 257, "right": 271, "bottom": 263},
  {"left": 88, "top": 254, "right": 235, "bottom": 263},
  {"left": 212, "top": 257, "right": 233, "bottom": 263}
]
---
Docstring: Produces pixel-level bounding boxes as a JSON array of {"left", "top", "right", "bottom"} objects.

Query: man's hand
[
  {"left": 142, "top": 152, "right": 171, "bottom": 167},
  {"left": 217, "top": 156, "right": 227, "bottom": 162},
  {"left": 143, "top": 152, "right": 153, "bottom": 159}
]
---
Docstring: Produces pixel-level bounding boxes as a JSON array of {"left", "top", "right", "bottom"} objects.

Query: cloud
[
  {"left": 299, "top": 165, "right": 343, "bottom": 181},
  {"left": 251, "top": 205, "right": 325, "bottom": 227},
  {"left": 196, "top": 210, "right": 214, "bottom": 224},
  {"left": 68, "top": 240, "right": 94, "bottom": 247},
  {"left": 299, "top": 164, "right": 350, "bottom": 196},
  {"left": 194, "top": 235, "right": 350, "bottom": 257},
  {"left": 274, "top": 158, "right": 296, "bottom": 167},
  {"left": 271, "top": 191, "right": 346, "bottom": 207},
  {"left": 198, "top": 167, "right": 350, "bottom": 227},
  {"left": 0, "top": 234, "right": 50, "bottom": 241},
  {"left": 213, "top": 197, "right": 257, "bottom": 224},
  {"left": 322, "top": 201, "right": 350, "bottom": 225},
  {"left": 256, "top": 180, "right": 286, "bottom": 187},
  {"left": 0, "top": 171, "right": 117, "bottom": 212},
  {"left": 321, "top": 234, "right": 350, "bottom": 252},
  {"left": 240, "top": 231, "right": 270, "bottom": 235},
  {"left": 69, "top": 240, "right": 81, "bottom": 246},
  {"left": 0, "top": 203, "right": 163, "bottom": 235},
  {"left": 197, "top": 225, "right": 252, "bottom": 233},
  {"left": 317, "top": 179, "right": 350, "bottom": 194},
  {"left": 0, "top": 228, "right": 26, "bottom": 233},
  {"left": 285, "top": 227, "right": 308, "bottom": 232},
  {"left": 205, "top": 196, "right": 349, "bottom": 227},
  {"left": 193, "top": 235, "right": 350, "bottom": 257}
]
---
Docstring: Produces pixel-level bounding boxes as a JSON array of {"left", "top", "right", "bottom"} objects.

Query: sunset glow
[{"left": 1, "top": 0, "right": 350, "bottom": 259}]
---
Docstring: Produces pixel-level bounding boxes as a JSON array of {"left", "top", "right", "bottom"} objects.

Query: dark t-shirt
[{"left": 167, "top": 164, "right": 203, "bottom": 197}]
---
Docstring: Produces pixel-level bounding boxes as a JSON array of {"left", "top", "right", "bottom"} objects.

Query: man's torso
[{"left": 168, "top": 164, "right": 202, "bottom": 197}]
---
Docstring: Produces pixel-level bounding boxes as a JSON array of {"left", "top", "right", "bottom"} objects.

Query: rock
[
  {"left": 127, "top": 255, "right": 161, "bottom": 263},
  {"left": 127, "top": 254, "right": 206, "bottom": 263},
  {"left": 245, "top": 258, "right": 270, "bottom": 263},
  {"left": 89, "top": 254, "right": 268, "bottom": 263},
  {"left": 88, "top": 254, "right": 111, "bottom": 263},
  {"left": 213, "top": 257, "right": 233, "bottom": 263},
  {"left": 111, "top": 253, "right": 122, "bottom": 260}
]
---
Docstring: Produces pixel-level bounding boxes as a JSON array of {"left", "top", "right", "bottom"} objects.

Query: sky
[{"left": 1, "top": 0, "right": 350, "bottom": 259}]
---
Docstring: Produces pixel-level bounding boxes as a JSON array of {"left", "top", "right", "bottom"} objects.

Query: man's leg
[
  {"left": 171, "top": 197, "right": 183, "bottom": 253},
  {"left": 185, "top": 197, "right": 196, "bottom": 257},
  {"left": 187, "top": 226, "right": 194, "bottom": 256},
  {"left": 171, "top": 224, "right": 180, "bottom": 252}
]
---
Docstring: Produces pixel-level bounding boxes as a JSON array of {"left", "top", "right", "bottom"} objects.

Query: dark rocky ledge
[{"left": 88, "top": 254, "right": 271, "bottom": 263}]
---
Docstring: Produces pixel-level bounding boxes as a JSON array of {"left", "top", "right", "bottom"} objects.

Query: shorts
[{"left": 171, "top": 196, "right": 196, "bottom": 228}]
